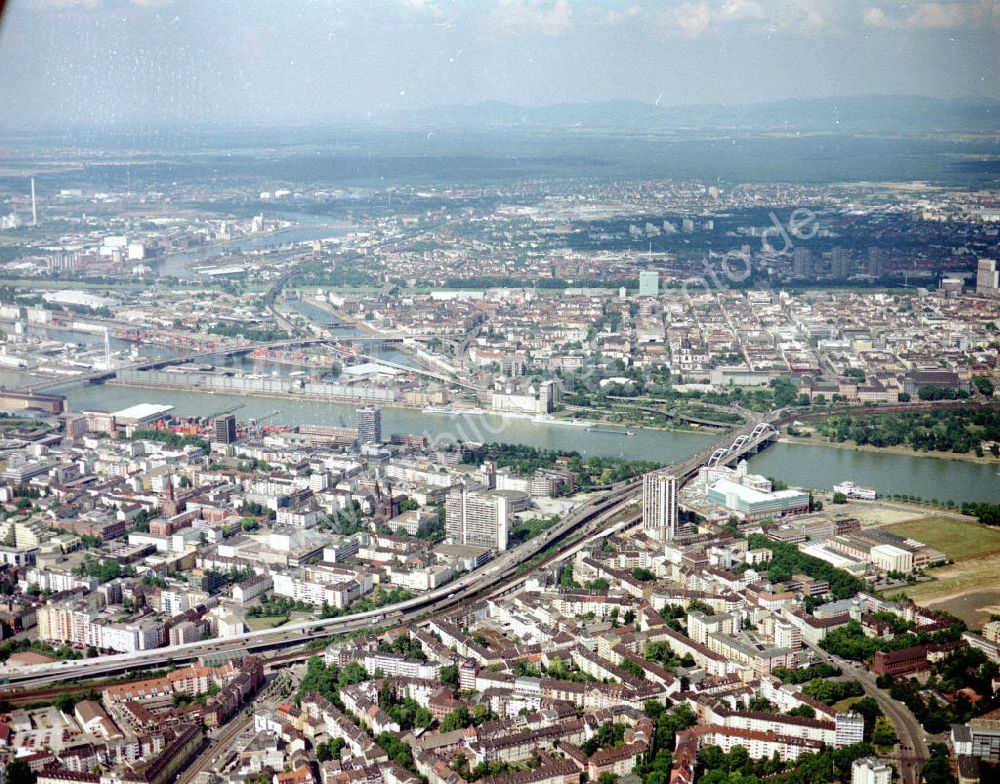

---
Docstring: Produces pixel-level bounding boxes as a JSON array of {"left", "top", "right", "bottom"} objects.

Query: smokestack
[
  {"left": 30, "top": 178, "right": 37, "bottom": 226},
  {"left": 103, "top": 327, "right": 112, "bottom": 371}
]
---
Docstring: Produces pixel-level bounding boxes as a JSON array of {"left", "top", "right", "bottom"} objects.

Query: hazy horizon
[{"left": 1, "top": 0, "right": 998, "bottom": 130}]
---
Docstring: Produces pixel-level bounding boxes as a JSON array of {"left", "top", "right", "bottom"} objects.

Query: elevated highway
[
  {"left": 0, "top": 478, "right": 643, "bottom": 690},
  {"left": 0, "top": 417, "right": 781, "bottom": 693}
]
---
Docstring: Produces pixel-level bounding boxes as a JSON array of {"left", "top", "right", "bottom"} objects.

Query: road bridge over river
[{"left": 0, "top": 416, "right": 782, "bottom": 692}]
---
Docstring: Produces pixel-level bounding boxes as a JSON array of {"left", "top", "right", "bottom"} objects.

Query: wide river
[
  {"left": 4, "top": 280, "right": 998, "bottom": 505},
  {"left": 55, "top": 383, "right": 1000, "bottom": 504}
]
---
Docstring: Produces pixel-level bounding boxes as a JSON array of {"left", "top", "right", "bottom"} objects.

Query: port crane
[
  {"left": 203, "top": 403, "right": 246, "bottom": 421},
  {"left": 246, "top": 409, "right": 280, "bottom": 439}
]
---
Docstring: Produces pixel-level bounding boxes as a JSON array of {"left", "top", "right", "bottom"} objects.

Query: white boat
[{"left": 832, "top": 480, "right": 878, "bottom": 500}]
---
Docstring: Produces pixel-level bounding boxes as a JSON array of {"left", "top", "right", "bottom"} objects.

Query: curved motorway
[
  {"left": 0, "top": 409, "right": 936, "bottom": 784},
  {"left": 0, "top": 477, "right": 644, "bottom": 690},
  {"left": 0, "top": 418, "right": 777, "bottom": 694},
  {"left": 806, "top": 642, "right": 928, "bottom": 784}
]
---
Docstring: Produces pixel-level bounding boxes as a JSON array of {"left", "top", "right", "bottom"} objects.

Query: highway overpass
[
  {"left": 0, "top": 417, "right": 780, "bottom": 692},
  {"left": 0, "top": 478, "right": 643, "bottom": 689}
]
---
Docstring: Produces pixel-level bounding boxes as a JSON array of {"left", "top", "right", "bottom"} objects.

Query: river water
[
  {"left": 153, "top": 220, "right": 354, "bottom": 277},
  {"left": 5, "top": 247, "right": 998, "bottom": 504},
  {"left": 51, "top": 382, "right": 998, "bottom": 504},
  {"left": 5, "top": 311, "right": 997, "bottom": 504}
]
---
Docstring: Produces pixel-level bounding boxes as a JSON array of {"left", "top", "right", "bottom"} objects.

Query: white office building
[
  {"left": 638, "top": 270, "right": 659, "bottom": 297},
  {"left": 835, "top": 711, "right": 865, "bottom": 748}
]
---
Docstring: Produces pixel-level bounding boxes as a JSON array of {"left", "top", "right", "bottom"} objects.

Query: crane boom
[
  {"left": 204, "top": 403, "right": 246, "bottom": 420},
  {"left": 246, "top": 410, "right": 280, "bottom": 439}
]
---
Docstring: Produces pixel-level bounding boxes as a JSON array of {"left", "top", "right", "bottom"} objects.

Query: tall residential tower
[
  {"left": 977, "top": 258, "right": 999, "bottom": 297},
  {"left": 445, "top": 488, "right": 510, "bottom": 552},
  {"left": 643, "top": 471, "right": 678, "bottom": 542},
  {"left": 356, "top": 405, "right": 382, "bottom": 445}
]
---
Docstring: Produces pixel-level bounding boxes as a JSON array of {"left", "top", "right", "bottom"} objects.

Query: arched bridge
[{"left": 705, "top": 422, "right": 778, "bottom": 468}]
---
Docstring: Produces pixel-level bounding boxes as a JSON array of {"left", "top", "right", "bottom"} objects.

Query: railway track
[
  {"left": 176, "top": 713, "right": 254, "bottom": 784},
  {"left": 0, "top": 679, "right": 116, "bottom": 708},
  {"left": 2, "top": 415, "right": 776, "bottom": 699},
  {"left": 1, "top": 482, "right": 641, "bottom": 704},
  {"left": 0, "top": 459, "right": 696, "bottom": 780}
]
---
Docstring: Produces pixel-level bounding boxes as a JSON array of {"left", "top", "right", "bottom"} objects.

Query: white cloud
[
  {"left": 718, "top": 0, "right": 764, "bottom": 22},
  {"left": 909, "top": 2, "right": 971, "bottom": 28},
  {"left": 35, "top": 0, "right": 103, "bottom": 8},
  {"left": 863, "top": 1, "right": 1000, "bottom": 30},
  {"left": 603, "top": 5, "right": 642, "bottom": 25},
  {"left": 34, "top": 0, "right": 173, "bottom": 10},
  {"left": 673, "top": 2, "right": 713, "bottom": 37},
  {"left": 397, "top": 0, "right": 445, "bottom": 19},
  {"left": 488, "top": 0, "right": 572, "bottom": 35},
  {"left": 659, "top": 0, "right": 828, "bottom": 38},
  {"left": 862, "top": 6, "right": 894, "bottom": 27},
  {"left": 780, "top": 0, "right": 826, "bottom": 29}
]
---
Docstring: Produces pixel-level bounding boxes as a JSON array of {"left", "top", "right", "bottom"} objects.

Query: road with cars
[
  {"left": 805, "top": 642, "right": 927, "bottom": 784},
  {"left": 0, "top": 477, "right": 646, "bottom": 691},
  {"left": 1, "top": 418, "right": 778, "bottom": 698}
]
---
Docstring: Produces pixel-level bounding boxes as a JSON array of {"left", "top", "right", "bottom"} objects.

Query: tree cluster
[
  {"left": 819, "top": 617, "right": 966, "bottom": 664},
  {"left": 816, "top": 406, "right": 1000, "bottom": 455},
  {"left": 694, "top": 742, "right": 877, "bottom": 784},
  {"left": 747, "top": 534, "right": 863, "bottom": 600}
]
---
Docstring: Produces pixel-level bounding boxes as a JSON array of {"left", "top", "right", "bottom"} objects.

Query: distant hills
[
  {"left": 5, "top": 95, "right": 996, "bottom": 154},
  {"left": 405, "top": 95, "right": 1000, "bottom": 134}
]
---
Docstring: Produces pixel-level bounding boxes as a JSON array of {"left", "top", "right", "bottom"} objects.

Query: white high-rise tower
[
  {"left": 356, "top": 405, "right": 382, "bottom": 445},
  {"left": 643, "top": 471, "right": 678, "bottom": 542},
  {"left": 30, "top": 178, "right": 37, "bottom": 226}
]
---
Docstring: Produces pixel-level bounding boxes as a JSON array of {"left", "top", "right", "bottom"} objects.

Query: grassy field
[
  {"left": 879, "top": 516, "right": 1000, "bottom": 625},
  {"left": 883, "top": 516, "right": 1000, "bottom": 562},
  {"left": 832, "top": 696, "right": 863, "bottom": 713}
]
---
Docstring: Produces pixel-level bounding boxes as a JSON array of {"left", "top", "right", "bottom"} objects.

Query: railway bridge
[
  {"left": 8, "top": 333, "right": 468, "bottom": 397},
  {"left": 704, "top": 422, "right": 779, "bottom": 468}
]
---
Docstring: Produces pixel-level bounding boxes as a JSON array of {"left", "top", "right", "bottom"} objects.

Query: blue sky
[{"left": 0, "top": 0, "right": 997, "bottom": 126}]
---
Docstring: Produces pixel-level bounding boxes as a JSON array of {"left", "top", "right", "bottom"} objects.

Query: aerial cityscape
[{"left": 0, "top": 2, "right": 998, "bottom": 784}]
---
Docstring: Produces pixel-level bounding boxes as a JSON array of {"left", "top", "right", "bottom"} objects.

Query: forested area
[{"left": 815, "top": 407, "right": 1000, "bottom": 455}]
